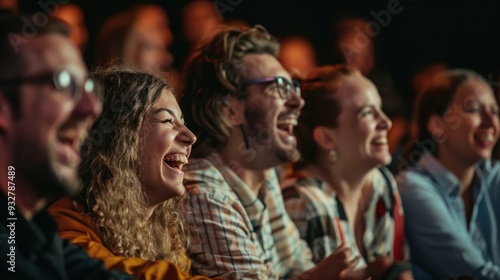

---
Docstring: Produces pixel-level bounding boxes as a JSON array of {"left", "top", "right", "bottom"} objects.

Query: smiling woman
[
  {"left": 45, "top": 67, "right": 221, "bottom": 279},
  {"left": 281, "top": 65, "right": 407, "bottom": 272},
  {"left": 396, "top": 69, "right": 500, "bottom": 279}
]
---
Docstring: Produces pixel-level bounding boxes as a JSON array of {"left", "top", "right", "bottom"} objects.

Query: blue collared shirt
[{"left": 397, "top": 153, "right": 500, "bottom": 280}]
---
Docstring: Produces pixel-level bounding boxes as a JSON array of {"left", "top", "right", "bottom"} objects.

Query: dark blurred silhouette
[{"left": 52, "top": 4, "right": 89, "bottom": 54}]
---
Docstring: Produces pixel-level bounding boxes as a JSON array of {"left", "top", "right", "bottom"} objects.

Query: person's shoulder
[
  {"left": 48, "top": 197, "right": 85, "bottom": 220},
  {"left": 282, "top": 175, "right": 334, "bottom": 216},
  {"left": 183, "top": 157, "right": 231, "bottom": 196},
  {"left": 283, "top": 174, "right": 327, "bottom": 196},
  {"left": 396, "top": 166, "right": 436, "bottom": 194},
  {"left": 48, "top": 197, "right": 102, "bottom": 242}
]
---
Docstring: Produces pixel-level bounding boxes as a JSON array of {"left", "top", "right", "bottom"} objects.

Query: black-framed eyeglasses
[
  {"left": 0, "top": 69, "right": 97, "bottom": 102},
  {"left": 243, "top": 76, "right": 301, "bottom": 100}
]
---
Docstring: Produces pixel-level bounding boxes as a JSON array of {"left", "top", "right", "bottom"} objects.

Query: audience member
[
  {"left": 52, "top": 4, "right": 89, "bottom": 54},
  {"left": 49, "top": 68, "right": 224, "bottom": 279},
  {"left": 397, "top": 69, "right": 500, "bottom": 279},
  {"left": 181, "top": 25, "right": 406, "bottom": 280},
  {"left": 0, "top": 14, "right": 125, "bottom": 279},
  {"left": 282, "top": 65, "right": 407, "bottom": 270},
  {"left": 94, "top": 5, "right": 174, "bottom": 73},
  {"left": 333, "top": 17, "right": 407, "bottom": 153},
  {"left": 182, "top": 0, "right": 222, "bottom": 52}
]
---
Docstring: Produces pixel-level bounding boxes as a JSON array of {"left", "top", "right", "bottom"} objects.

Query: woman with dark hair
[
  {"left": 48, "top": 68, "right": 225, "bottom": 279},
  {"left": 397, "top": 69, "right": 500, "bottom": 279},
  {"left": 282, "top": 65, "right": 407, "bottom": 273}
]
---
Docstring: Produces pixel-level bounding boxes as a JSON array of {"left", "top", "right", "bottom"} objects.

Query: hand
[
  {"left": 339, "top": 256, "right": 392, "bottom": 280},
  {"left": 297, "top": 243, "right": 362, "bottom": 280},
  {"left": 340, "top": 257, "right": 414, "bottom": 280}
]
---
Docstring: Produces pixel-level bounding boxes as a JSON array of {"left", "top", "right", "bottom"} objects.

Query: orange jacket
[{"left": 48, "top": 198, "right": 222, "bottom": 280}]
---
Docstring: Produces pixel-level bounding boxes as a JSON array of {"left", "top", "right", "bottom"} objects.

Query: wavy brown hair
[
  {"left": 75, "top": 67, "right": 189, "bottom": 270},
  {"left": 181, "top": 25, "right": 279, "bottom": 157}
]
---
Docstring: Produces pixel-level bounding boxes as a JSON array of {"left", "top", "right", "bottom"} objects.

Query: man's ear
[
  {"left": 220, "top": 95, "right": 245, "bottom": 126},
  {"left": 312, "top": 126, "right": 336, "bottom": 151}
]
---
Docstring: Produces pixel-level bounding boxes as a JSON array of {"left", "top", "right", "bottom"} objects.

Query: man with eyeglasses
[
  {"left": 181, "top": 25, "right": 403, "bottom": 280},
  {"left": 0, "top": 14, "right": 130, "bottom": 279}
]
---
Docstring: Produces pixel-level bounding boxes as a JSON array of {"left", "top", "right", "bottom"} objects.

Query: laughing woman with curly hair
[{"left": 48, "top": 68, "right": 221, "bottom": 279}]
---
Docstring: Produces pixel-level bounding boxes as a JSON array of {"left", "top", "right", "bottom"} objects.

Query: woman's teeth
[
  {"left": 163, "top": 154, "right": 188, "bottom": 168},
  {"left": 372, "top": 138, "right": 388, "bottom": 144},
  {"left": 477, "top": 134, "right": 495, "bottom": 142}
]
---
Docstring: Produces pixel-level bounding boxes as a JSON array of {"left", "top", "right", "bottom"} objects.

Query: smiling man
[
  {"left": 0, "top": 14, "right": 127, "bottom": 279},
  {"left": 181, "top": 25, "right": 395, "bottom": 280}
]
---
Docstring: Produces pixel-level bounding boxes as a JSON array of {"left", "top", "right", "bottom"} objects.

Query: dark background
[{"left": 19, "top": 0, "right": 500, "bottom": 105}]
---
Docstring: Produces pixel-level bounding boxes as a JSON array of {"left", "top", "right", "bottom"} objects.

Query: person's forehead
[
  {"left": 154, "top": 89, "right": 182, "bottom": 116},
  {"left": 339, "top": 75, "right": 380, "bottom": 104},
  {"left": 454, "top": 79, "right": 493, "bottom": 104},
  {"left": 20, "top": 34, "right": 86, "bottom": 78},
  {"left": 242, "top": 53, "right": 290, "bottom": 80}
]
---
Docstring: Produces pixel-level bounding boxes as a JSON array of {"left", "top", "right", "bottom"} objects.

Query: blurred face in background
[
  {"left": 433, "top": 79, "right": 500, "bottom": 165},
  {"left": 182, "top": 0, "right": 221, "bottom": 48},
  {"left": 133, "top": 5, "right": 174, "bottom": 71},
  {"left": 134, "top": 5, "right": 173, "bottom": 47},
  {"left": 53, "top": 4, "right": 88, "bottom": 53},
  {"left": 134, "top": 31, "right": 173, "bottom": 73}
]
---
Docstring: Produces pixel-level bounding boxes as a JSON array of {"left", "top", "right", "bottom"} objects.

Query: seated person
[
  {"left": 49, "top": 67, "right": 223, "bottom": 279},
  {"left": 282, "top": 65, "right": 406, "bottom": 267},
  {"left": 94, "top": 5, "right": 174, "bottom": 73},
  {"left": 181, "top": 25, "right": 410, "bottom": 280},
  {"left": 0, "top": 14, "right": 127, "bottom": 279},
  {"left": 397, "top": 69, "right": 500, "bottom": 279},
  {"left": 52, "top": 3, "right": 89, "bottom": 54}
]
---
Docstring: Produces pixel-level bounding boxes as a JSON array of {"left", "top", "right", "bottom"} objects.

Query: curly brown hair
[
  {"left": 75, "top": 67, "right": 189, "bottom": 270},
  {"left": 181, "top": 25, "right": 279, "bottom": 157}
]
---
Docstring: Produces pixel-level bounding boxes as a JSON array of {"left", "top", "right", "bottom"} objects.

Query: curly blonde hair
[{"left": 75, "top": 67, "right": 189, "bottom": 270}]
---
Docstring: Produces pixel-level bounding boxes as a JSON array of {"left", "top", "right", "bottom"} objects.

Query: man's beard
[
  {"left": 243, "top": 108, "right": 301, "bottom": 165},
  {"left": 276, "top": 145, "right": 300, "bottom": 163}
]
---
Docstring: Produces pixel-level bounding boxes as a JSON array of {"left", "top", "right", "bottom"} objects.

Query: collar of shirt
[
  {"left": 418, "top": 153, "right": 460, "bottom": 196},
  {"left": 417, "top": 152, "right": 493, "bottom": 229},
  {"left": 207, "top": 153, "right": 278, "bottom": 218},
  {"left": 294, "top": 168, "right": 392, "bottom": 217}
]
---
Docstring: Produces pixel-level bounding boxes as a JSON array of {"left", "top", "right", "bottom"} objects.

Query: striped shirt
[
  {"left": 281, "top": 167, "right": 405, "bottom": 266},
  {"left": 183, "top": 153, "right": 314, "bottom": 279}
]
